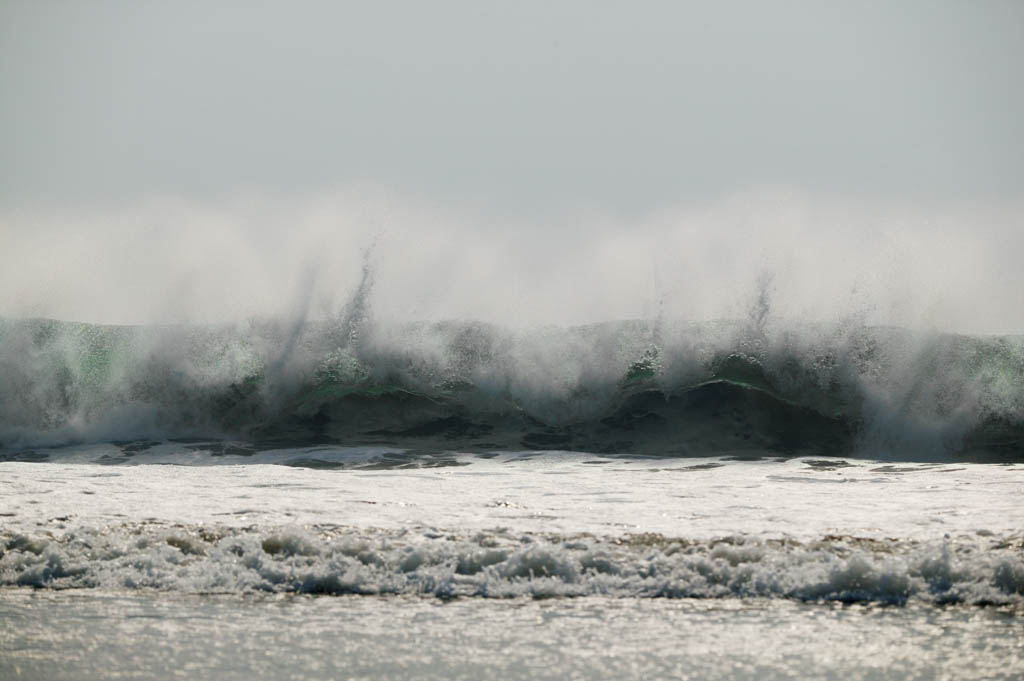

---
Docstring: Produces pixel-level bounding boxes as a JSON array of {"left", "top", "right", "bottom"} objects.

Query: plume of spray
[{"left": 0, "top": 188, "right": 1022, "bottom": 458}]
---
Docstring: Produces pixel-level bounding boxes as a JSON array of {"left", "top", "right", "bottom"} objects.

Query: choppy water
[
  {"left": 2, "top": 311, "right": 1023, "bottom": 679},
  {"left": 3, "top": 455, "right": 1023, "bottom": 604}
]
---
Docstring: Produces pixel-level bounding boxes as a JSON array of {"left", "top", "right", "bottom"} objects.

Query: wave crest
[{"left": 1, "top": 316, "right": 1022, "bottom": 460}]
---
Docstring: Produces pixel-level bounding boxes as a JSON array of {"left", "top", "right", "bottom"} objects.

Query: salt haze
[
  {"left": 1, "top": 1, "right": 1022, "bottom": 333},
  {"left": 1, "top": 191, "right": 1023, "bottom": 335}
]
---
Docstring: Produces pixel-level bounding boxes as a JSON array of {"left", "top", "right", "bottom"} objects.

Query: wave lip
[
  {"left": 1, "top": 317, "right": 1022, "bottom": 461},
  {"left": 3, "top": 525, "right": 1022, "bottom": 605}
]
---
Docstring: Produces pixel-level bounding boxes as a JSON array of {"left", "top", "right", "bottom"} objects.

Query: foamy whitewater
[{"left": 2, "top": 195, "right": 1023, "bottom": 680}]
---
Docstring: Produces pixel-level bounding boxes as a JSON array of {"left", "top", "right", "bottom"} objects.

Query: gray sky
[
  {"left": 1, "top": 1, "right": 1023, "bottom": 333},
  {"left": 2, "top": 0, "right": 1022, "bottom": 214}
]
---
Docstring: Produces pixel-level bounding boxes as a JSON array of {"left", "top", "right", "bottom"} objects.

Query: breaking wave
[
  {"left": 3, "top": 524, "right": 1022, "bottom": 605},
  {"left": 1, "top": 308, "right": 1022, "bottom": 461}
]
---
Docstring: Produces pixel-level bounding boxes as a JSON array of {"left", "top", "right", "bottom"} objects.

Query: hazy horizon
[{"left": 2, "top": 1, "right": 1022, "bottom": 333}]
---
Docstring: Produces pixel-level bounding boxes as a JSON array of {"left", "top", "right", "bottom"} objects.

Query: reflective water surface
[{"left": 2, "top": 590, "right": 1021, "bottom": 681}]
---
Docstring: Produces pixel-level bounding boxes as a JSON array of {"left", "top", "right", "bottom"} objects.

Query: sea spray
[
  {"left": 2, "top": 192, "right": 1023, "bottom": 458},
  {"left": 1, "top": 313, "right": 1021, "bottom": 460}
]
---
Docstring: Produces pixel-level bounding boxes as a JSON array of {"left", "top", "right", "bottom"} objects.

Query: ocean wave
[
  {"left": 1, "top": 315, "right": 1022, "bottom": 460},
  {"left": 3, "top": 524, "right": 1022, "bottom": 605}
]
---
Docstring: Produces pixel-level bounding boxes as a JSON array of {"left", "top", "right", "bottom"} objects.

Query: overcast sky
[
  {"left": 1, "top": 1, "right": 1022, "bottom": 332},
  {"left": 2, "top": 1, "right": 1022, "bottom": 214}
]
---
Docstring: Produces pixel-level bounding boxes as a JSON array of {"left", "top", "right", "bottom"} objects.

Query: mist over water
[
  {"left": 2, "top": 189, "right": 1022, "bottom": 334},
  {"left": 1, "top": 189, "right": 1022, "bottom": 460}
]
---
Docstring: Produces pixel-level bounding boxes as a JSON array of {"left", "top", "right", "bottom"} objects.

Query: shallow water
[
  {"left": 3, "top": 452, "right": 1022, "bottom": 542},
  {"left": 2, "top": 453, "right": 1022, "bottom": 678},
  {"left": 2, "top": 591, "right": 1021, "bottom": 681}
]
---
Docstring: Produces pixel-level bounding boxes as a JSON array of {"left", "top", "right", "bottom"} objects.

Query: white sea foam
[
  {"left": 2, "top": 456, "right": 1023, "bottom": 604},
  {"left": 3, "top": 456, "right": 1023, "bottom": 542},
  {"left": 3, "top": 523, "right": 1022, "bottom": 604}
]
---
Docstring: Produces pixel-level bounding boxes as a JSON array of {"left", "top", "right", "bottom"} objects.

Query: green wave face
[{"left": 0, "top": 317, "right": 1021, "bottom": 461}]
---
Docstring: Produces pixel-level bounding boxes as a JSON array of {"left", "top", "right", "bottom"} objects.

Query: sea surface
[{"left": 1, "top": 316, "right": 1022, "bottom": 679}]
